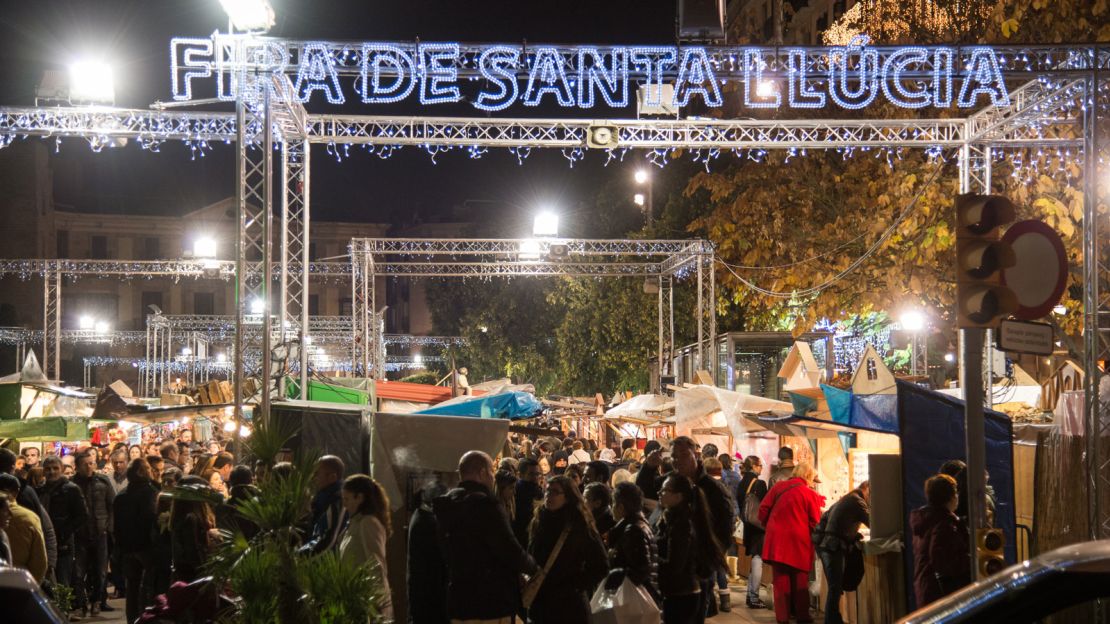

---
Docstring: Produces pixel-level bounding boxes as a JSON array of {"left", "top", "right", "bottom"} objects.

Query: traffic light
[
  {"left": 955, "top": 194, "right": 1018, "bottom": 328},
  {"left": 976, "top": 527, "right": 1006, "bottom": 578}
]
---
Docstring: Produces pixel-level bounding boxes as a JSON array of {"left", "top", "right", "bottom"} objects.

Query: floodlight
[
  {"left": 634, "top": 169, "right": 650, "bottom": 184},
  {"left": 533, "top": 212, "right": 559, "bottom": 237},
  {"left": 79, "top": 315, "right": 95, "bottom": 330},
  {"left": 944, "top": 353, "right": 956, "bottom": 363},
  {"left": 68, "top": 60, "right": 114, "bottom": 104},
  {"left": 218, "top": 0, "right": 276, "bottom": 32},
  {"left": 223, "top": 420, "right": 237, "bottom": 433},
  {"left": 250, "top": 298, "right": 266, "bottom": 314},
  {"left": 1053, "top": 304, "right": 1067, "bottom": 315},
  {"left": 94, "top": 320, "right": 111, "bottom": 334},
  {"left": 414, "top": 354, "right": 424, "bottom": 365},
  {"left": 182, "top": 347, "right": 193, "bottom": 356},
  {"left": 518, "top": 239, "right": 542, "bottom": 260},
  {"left": 633, "top": 193, "right": 646, "bottom": 206},
  {"left": 216, "top": 353, "right": 227, "bottom": 363},
  {"left": 193, "top": 237, "right": 217, "bottom": 259},
  {"left": 756, "top": 80, "right": 777, "bottom": 98},
  {"left": 900, "top": 310, "right": 925, "bottom": 332},
  {"left": 239, "top": 425, "right": 252, "bottom": 438},
  {"left": 479, "top": 325, "right": 489, "bottom": 333}
]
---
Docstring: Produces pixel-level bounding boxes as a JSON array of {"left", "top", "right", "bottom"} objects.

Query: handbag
[
  {"left": 522, "top": 526, "right": 571, "bottom": 609},
  {"left": 741, "top": 478, "right": 764, "bottom": 529}
]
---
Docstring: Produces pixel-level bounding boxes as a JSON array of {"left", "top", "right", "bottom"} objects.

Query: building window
[
  {"left": 57, "top": 230, "right": 69, "bottom": 259},
  {"left": 194, "top": 292, "right": 215, "bottom": 315},
  {"left": 142, "top": 237, "right": 160, "bottom": 260},
  {"left": 141, "top": 291, "right": 164, "bottom": 320},
  {"left": 309, "top": 294, "right": 320, "bottom": 316},
  {"left": 91, "top": 235, "right": 108, "bottom": 259},
  {"left": 339, "top": 297, "right": 352, "bottom": 317}
]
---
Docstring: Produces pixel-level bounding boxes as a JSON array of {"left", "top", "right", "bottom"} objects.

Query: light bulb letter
[
  {"left": 577, "top": 47, "right": 628, "bottom": 108},
  {"left": 360, "top": 44, "right": 416, "bottom": 104},
  {"left": 475, "top": 46, "right": 520, "bottom": 111},
  {"left": 957, "top": 48, "right": 1009, "bottom": 107},
  {"left": 523, "top": 47, "right": 575, "bottom": 107},
  {"left": 418, "top": 43, "right": 462, "bottom": 105},
  {"left": 674, "top": 48, "right": 722, "bottom": 108},
  {"left": 743, "top": 49, "right": 780, "bottom": 108},
  {"left": 294, "top": 43, "right": 345, "bottom": 104}
]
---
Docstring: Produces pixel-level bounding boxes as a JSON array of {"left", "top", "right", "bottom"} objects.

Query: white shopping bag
[{"left": 589, "top": 577, "right": 661, "bottom": 624}]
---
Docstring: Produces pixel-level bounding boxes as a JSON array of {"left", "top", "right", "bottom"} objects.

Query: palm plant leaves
[{"left": 297, "top": 551, "right": 387, "bottom": 624}]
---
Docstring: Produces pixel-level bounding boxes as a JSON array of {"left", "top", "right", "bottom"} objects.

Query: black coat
[
  {"left": 434, "top": 480, "right": 537, "bottom": 620},
  {"left": 527, "top": 507, "right": 609, "bottom": 624},
  {"left": 635, "top": 464, "right": 662, "bottom": 501},
  {"left": 513, "top": 480, "right": 543, "bottom": 547},
  {"left": 818, "top": 489, "right": 870, "bottom": 553},
  {"left": 608, "top": 513, "right": 658, "bottom": 600},
  {"left": 656, "top": 507, "right": 699, "bottom": 597},
  {"left": 737, "top": 471, "right": 767, "bottom": 556},
  {"left": 112, "top": 478, "right": 159, "bottom": 554},
  {"left": 407, "top": 505, "right": 448, "bottom": 624},
  {"left": 37, "top": 477, "right": 87, "bottom": 549},
  {"left": 592, "top": 507, "right": 617, "bottom": 543}
]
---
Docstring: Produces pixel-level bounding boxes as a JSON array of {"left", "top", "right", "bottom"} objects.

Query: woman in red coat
[{"left": 758, "top": 461, "right": 824, "bottom": 624}]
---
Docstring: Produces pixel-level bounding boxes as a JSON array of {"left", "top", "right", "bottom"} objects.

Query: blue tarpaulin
[
  {"left": 896, "top": 380, "right": 1016, "bottom": 611},
  {"left": 412, "top": 391, "right": 542, "bottom": 420}
]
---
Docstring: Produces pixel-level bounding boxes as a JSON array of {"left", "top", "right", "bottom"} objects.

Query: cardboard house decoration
[
  {"left": 1040, "top": 359, "right": 1085, "bottom": 412},
  {"left": 851, "top": 345, "right": 897, "bottom": 395},
  {"left": 778, "top": 341, "right": 823, "bottom": 391}
]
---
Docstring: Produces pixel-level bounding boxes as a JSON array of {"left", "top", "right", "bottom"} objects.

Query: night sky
[{"left": 0, "top": 0, "right": 686, "bottom": 231}]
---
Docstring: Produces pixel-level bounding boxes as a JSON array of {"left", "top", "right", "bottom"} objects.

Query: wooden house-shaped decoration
[
  {"left": 778, "top": 341, "right": 823, "bottom": 391},
  {"left": 851, "top": 345, "right": 897, "bottom": 395},
  {"left": 1040, "top": 359, "right": 1084, "bottom": 412}
]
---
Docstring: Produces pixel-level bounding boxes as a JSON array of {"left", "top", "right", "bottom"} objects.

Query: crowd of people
[
  {"left": 0, "top": 425, "right": 989, "bottom": 624},
  {"left": 0, "top": 428, "right": 247, "bottom": 623}
]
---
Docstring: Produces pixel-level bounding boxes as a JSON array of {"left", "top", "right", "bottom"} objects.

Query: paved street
[{"left": 91, "top": 583, "right": 785, "bottom": 624}]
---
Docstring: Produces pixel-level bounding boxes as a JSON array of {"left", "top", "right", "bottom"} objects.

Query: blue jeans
[
  {"left": 715, "top": 565, "right": 728, "bottom": 590},
  {"left": 747, "top": 554, "right": 763, "bottom": 602}
]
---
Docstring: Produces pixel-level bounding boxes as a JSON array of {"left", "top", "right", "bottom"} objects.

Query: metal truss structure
[
  {"left": 349, "top": 238, "right": 715, "bottom": 380},
  {"left": 0, "top": 42, "right": 1106, "bottom": 543}
]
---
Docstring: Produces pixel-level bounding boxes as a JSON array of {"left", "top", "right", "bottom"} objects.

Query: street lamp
[
  {"left": 94, "top": 320, "right": 111, "bottom": 335},
  {"left": 250, "top": 298, "right": 266, "bottom": 315},
  {"left": 218, "top": 0, "right": 276, "bottom": 32},
  {"left": 79, "top": 315, "right": 95, "bottom": 330},
  {"left": 634, "top": 169, "right": 653, "bottom": 226},
  {"left": 900, "top": 309, "right": 927, "bottom": 376},
  {"left": 756, "top": 80, "right": 777, "bottom": 99}
]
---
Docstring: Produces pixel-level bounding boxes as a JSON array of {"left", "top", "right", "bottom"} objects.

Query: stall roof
[
  {"left": 0, "top": 382, "right": 95, "bottom": 399},
  {"left": 117, "top": 403, "right": 236, "bottom": 425},
  {"left": 0, "top": 417, "right": 89, "bottom": 441}
]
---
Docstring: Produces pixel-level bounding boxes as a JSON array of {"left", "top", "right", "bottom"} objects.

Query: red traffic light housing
[{"left": 956, "top": 194, "right": 1018, "bottom": 329}]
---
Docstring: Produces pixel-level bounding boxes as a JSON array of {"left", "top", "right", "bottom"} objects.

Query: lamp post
[
  {"left": 900, "top": 310, "right": 928, "bottom": 377},
  {"left": 634, "top": 169, "right": 653, "bottom": 226}
]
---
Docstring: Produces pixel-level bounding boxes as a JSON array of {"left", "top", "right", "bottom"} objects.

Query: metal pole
[
  {"left": 233, "top": 94, "right": 246, "bottom": 433},
  {"left": 1083, "top": 65, "right": 1102, "bottom": 542},
  {"left": 657, "top": 274, "right": 664, "bottom": 384},
  {"left": 962, "top": 327, "right": 987, "bottom": 581},
  {"left": 260, "top": 85, "right": 274, "bottom": 426},
  {"left": 696, "top": 254, "right": 704, "bottom": 372},
  {"left": 646, "top": 176, "right": 654, "bottom": 227},
  {"left": 300, "top": 140, "right": 311, "bottom": 399}
]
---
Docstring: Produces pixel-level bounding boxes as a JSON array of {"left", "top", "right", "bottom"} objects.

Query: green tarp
[
  {"left": 285, "top": 379, "right": 370, "bottom": 406},
  {"left": 0, "top": 417, "right": 90, "bottom": 441}
]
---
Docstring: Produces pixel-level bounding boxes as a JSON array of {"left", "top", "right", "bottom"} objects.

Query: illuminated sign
[{"left": 171, "top": 36, "right": 1009, "bottom": 110}]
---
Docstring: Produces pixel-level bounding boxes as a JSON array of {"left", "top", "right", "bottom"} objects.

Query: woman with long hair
[
  {"left": 526, "top": 475, "right": 608, "bottom": 624},
  {"left": 169, "top": 476, "right": 218, "bottom": 583},
  {"left": 656, "top": 474, "right": 703, "bottom": 624},
  {"left": 339, "top": 474, "right": 394, "bottom": 619}
]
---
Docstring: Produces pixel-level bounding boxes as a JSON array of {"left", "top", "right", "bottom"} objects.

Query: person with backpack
[
  {"left": 759, "top": 462, "right": 824, "bottom": 624},
  {"left": 737, "top": 455, "right": 769, "bottom": 609},
  {"left": 815, "top": 482, "right": 870, "bottom": 624}
]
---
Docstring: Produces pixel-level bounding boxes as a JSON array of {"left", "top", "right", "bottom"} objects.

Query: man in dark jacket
[
  {"left": 39, "top": 455, "right": 88, "bottom": 610},
  {"left": 215, "top": 465, "right": 260, "bottom": 540},
  {"left": 817, "top": 482, "right": 871, "bottom": 624},
  {"left": 408, "top": 481, "right": 449, "bottom": 624},
  {"left": 113, "top": 458, "right": 159, "bottom": 624},
  {"left": 301, "top": 455, "right": 345, "bottom": 554},
  {"left": 434, "top": 451, "right": 537, "bottom": 622},
  {"left": 513, "top": 458, "right": 544, "bottom": 547},
  {"left": 73, "top": 450, "right": 115, "bottom": 615},
  {"left": 737, "top": 455, "right": 768, "bottom": 609},
  {"left": 671, "top": 436, "right": 734, "bottom": 619},
  {"left": 0, "top": 448, "right": 56, "bottom": 574},
  {"left": 635, "top": 440, "right": 664, "bottom": 503},
  {"left": 768, "top": 446, "right": 795, "bottom": 488}
]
